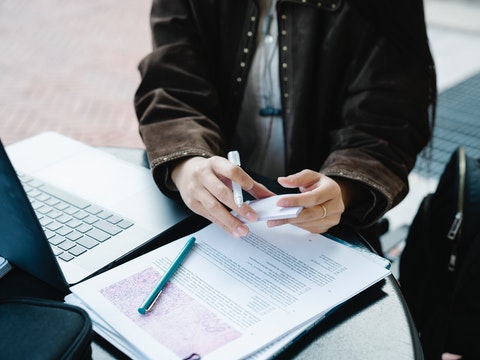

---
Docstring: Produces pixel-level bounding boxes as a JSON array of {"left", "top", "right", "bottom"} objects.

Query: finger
[
  {"left": 299, "top": 200, "right": 344, "bottom": 222},
  {"left": 212, "top": 210, "right": 250, "bottom": 239},
  {"left": 247, "top": 182, "right": 276, "bottom": 200},
  {"left": 174, "top": 157, "right": 251, "bottom": 237},
  {"left": 209, "top": 157, "right": 253, "bottom": 200},
  {"left": 211, "top": 156, "right": 255, "bottom": 191},
  {"left": 275, "top": 190, "right": 329, "bottom": 209},
  {"left": 191, "top": 192, "right": 250, "bottom": 238},
  {"left": 297, "top": 219, "right": 338, "bottom": 234},
  {"left": 213, "top": 156, "right": 275, "bottom": 200},
  {"left": 276, "top": 178, "right": 341, "bottom": 209},
  {"left": 277, "top": 170, "right": 320, "bottom": 190},
  {"left": 267, "top": 202, "right": 342, "bottom": 232},
  {"left": 210, "top": 157, "right": 275, "bottom": 219},
  {"left": 200, "top": 170, "right": 257, "bottom": 223}
]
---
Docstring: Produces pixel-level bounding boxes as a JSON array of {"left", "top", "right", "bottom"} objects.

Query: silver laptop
[{"left": 1, "top": 131, "right": 190, "bottom": 292}]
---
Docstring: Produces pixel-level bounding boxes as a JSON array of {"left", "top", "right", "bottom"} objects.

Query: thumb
[{"left": 278, "top": 170, "right": 320, "bottom": 190}]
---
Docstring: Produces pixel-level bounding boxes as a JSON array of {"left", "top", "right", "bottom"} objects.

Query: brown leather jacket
[{"left": 134, "top": 0, "right": 436, "bottom": 228}]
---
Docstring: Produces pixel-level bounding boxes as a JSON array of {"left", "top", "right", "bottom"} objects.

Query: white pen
[{"left": 227, "top": 150, "right": 243, "bottom": 207}]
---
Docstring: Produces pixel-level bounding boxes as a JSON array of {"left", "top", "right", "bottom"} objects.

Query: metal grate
[{"left": 414, "top": 72, "right": 480, "bottom": 179}]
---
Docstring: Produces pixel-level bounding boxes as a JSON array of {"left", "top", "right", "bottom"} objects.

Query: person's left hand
[{"left": 268, "top": 170, "right": 345, "bottom": 233}]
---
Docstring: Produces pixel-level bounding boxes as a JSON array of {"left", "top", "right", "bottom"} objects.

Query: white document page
[{"left": 67, "top": 221, "right": 390, "bottom": 360}]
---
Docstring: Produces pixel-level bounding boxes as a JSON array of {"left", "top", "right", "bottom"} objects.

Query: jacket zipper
[{"left": 447, "top": 146, "right": 466, "bottom": 272}]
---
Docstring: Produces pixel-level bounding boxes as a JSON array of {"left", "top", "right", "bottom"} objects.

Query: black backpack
[{"left": 400, "top": 147, "right": 480, "bottom": 359}]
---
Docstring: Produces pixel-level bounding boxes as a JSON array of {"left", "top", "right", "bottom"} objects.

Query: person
[{"left": 134, "top": 0, "right": 436, "bottom": 253}]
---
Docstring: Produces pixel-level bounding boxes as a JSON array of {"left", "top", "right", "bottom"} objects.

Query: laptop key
[
  {"left": 45, "top": 197, "right": 60, "bottom": 207},
  {"left": 107, "top": 214, "right": 122, "bottom": 224},
  {"left": 37, "top": 206, "right": 53, "bottom": 215},
  {"left": 64, "top": 206, "right": 80, "bottom": 216},
  {"left": 36, "top": 193, "right": 50, "bottom": 202},
  {"left": 65, "top": 218, "right": 82, "bottom": 229},
  {"left": 69, "top": 245, "right": 87, "bottom": 257},
  {"left": 44, "top": 229, "right": 55, "bottom": 239},
  {"left": 48, "top": 234, "right": 64, "bottom": 246},
  {"left": 72, "top": 210, "right": 89, "bottom": 220},
  {"left": 46, "top": 221, "right": 63, "bottom": 232},
  {"left": 58, "top": 252, "right": 75, "bottom": 262},
  {"left": 85, "top": 205, "right": 102, "bottom": 215},
  {"left": 86, "top": 228, "right": 110, "bottom": 242},
  {"left": 56, "top": 226, "right": 73, "bottom": 237},
  {"left": 76, "top": 224, "right": 93, "bottom": 233},
  {"left": 56, "top": 214, "right": 73, "bottom": 224},
  {"left": 54, "top": 201, "right": 70, "bottom": 211},
  {"left": 39, "top": 217, "right": 53, "bottom": 227},
  {"left": 66, "top": 231, "right": 83, "bottom": 241},
  {"left": 97, "top": 210, "right": 113, "bottom": 220},
  {"left": 77, "top": 236, "right": 99, "bottom": 249},
  {"left": 94, "top": 220, "right": 122, "bottom": 236},
  {"left": 58, "top": 240, "right": 76, "bottom": 251},
  {"left": 117, "top": 219, "right": 134, "bottom": 229},
  {"left": 51, "top": 247, "right": 63, "bottom": 256},
  {"left": 83, "top": 215, "right": 99, "bottom": 225},
  {"left": 46, "top": 209, "right": 63, "bottom": 219}
]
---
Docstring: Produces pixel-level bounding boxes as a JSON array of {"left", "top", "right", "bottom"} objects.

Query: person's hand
[
  {"left": 268, "top": 170, "right": 346, "bottom": 233},
  {"left": 171, "top": 156, "right": 274, "bottom": 238}
]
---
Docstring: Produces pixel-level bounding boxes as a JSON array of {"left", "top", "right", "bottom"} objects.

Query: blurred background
[{"left": 0, "top": 0, "right": 150, "bottom": 148}]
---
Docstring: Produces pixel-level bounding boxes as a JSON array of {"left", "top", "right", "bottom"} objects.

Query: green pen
[{"left": 138, "top": 236, "right": 196, "bottom": 315}]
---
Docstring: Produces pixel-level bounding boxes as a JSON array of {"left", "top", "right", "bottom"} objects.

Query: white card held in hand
[{"left": 238, "top": 194, "right": 303, "bottom": 221}]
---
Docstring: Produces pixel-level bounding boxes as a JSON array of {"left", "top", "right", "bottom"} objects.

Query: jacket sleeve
[
  {"left": 134, "top": 0, "right": 225, "bottom": 198},
  {"left": 321, "top": 2, "right": 435, "bottom": 227}
]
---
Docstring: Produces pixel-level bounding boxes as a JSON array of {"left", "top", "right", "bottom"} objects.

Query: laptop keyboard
[
  {"left": 413, "top": 72, "right": 480, "bottom": 179},
  {"left": 18, "top": 173, "right": 134, "bottom": 262}
]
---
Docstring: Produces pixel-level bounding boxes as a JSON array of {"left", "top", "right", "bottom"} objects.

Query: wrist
[{"left": 170, "top": 156, "right": 201, "bottom": 189}]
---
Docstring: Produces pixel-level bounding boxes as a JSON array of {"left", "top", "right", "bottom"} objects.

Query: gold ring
[{"left": 320, "top": 204, "right": 327, "bottom": 219}]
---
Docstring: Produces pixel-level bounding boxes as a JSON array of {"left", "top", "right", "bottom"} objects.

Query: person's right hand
[{"left": 171, "top": 156, "right": 275, "bottom": 238}]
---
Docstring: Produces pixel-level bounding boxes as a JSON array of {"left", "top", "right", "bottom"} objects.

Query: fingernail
[
  {"left": 268, "top": 220, "right": 282, "bottom": 228},
  {"left": 245, "top": 212, "right": 256, "bottom": 221},
  {"left": 237, "top": 225, "right": 248, "bottom": 237}
]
